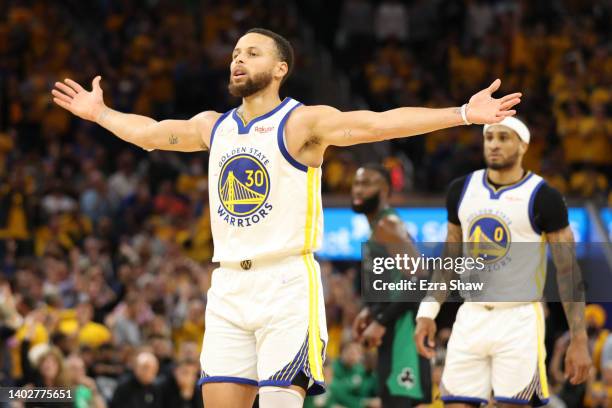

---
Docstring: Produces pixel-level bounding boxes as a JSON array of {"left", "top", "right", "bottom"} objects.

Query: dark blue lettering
[{"left": 217, "top": 205, "right": 226, "bottom": 216}]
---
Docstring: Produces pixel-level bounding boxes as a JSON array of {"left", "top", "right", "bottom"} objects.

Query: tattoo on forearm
[
  {"left": 97, "top": 108, "right": 110, "bottom": 123},
  {"left": 169, "top": 134, "right": 178, "bottom": 145},
  {"left": 453, "top": 107, "right": 461, "bottom": 116},
  {"left": 563, "top": 301, "right": 586, "bottom": 336},
  {"left": 343, "top": 129, "right": 352, "bottom": 139},
  {"left": 550, "top": 229, "right": 586, "bottom": 336}
]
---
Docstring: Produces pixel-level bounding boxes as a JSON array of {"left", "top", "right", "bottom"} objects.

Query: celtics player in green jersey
[{"left": 351, "top": 163, "right": 432, "bottom": 407}]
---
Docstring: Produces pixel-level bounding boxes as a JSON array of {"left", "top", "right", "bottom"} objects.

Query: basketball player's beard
[
  {"left": 228, "top": 71, "right": 273, "bottom": 98},
  {"left": 351, "top": 193, "right": 380, "bottom": 215},
  {"left": 485, "top": 150, "right": 520, "bottom": 170}
]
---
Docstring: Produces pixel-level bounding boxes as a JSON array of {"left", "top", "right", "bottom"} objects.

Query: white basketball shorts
[
  {"left": 441, "top": 302, "right": 550, "bottom": 406},
  {"left": 198, "top": 254, "right": 327, "bottom": 395}
]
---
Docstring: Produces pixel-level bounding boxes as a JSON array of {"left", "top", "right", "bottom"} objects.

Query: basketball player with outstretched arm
[
  {"left": 414, "top": 117, "right": 592, "bottom": 408},
  {"left": 52, "top": 28, "right": 521, "bottom": 408}
]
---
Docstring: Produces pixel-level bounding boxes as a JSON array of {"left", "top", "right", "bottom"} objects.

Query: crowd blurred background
[{"left": 0, "top": 0, "right": 610, "bottom": 407}]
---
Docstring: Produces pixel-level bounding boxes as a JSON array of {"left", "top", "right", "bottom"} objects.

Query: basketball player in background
[
  {"left": 51, "top": 28, "right": 521, "bottom": 408},
  {"left": 351, "top": 163, "right": 432, "bottom": 407},
  {"left": 414, "top": 117, "right": 592, "bottom": 407}
]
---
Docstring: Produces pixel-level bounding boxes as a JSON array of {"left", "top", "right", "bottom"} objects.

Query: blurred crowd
[
  {"left": 0, "top": 0, "right": 611, "bottom": 407},
  {"left": 327, "top": 0, "right": 611, "bottom": 201}
]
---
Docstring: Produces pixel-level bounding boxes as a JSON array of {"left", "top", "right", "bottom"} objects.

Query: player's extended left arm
[
  {"left": 548, "top": 226, "right": 592, "bottom": 384},
  {"left": 310, "top": 79, "right": 521, "bottom": 146}
]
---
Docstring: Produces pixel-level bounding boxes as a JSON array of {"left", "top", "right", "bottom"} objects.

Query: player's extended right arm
[{"left": 52, "top": 76, "right": 214, "bottom": 152}]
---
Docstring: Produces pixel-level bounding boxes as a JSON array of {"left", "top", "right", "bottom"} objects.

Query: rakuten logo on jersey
[{"left": 254, "top": 125, "right": 275, "bottom": 133}]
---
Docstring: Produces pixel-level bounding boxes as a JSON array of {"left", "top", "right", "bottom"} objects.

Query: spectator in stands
[
  {"left": 0, "top": 281, "right": 21, "bottom": 386},
  {"left": 80, "top": 171, "right": 114, "bottom": 224},
  {"left": 109, "top": 293, "right": 144, "bottom": 347},
  {"left": 57, "top": 299, "right": 112, "bottom": 349},
  {"left": 108, "top": 151, "right": 140, "bottom": 206},
  {"left": 157, "top": 359, "right": 202, "bottom": 408},
  {"left": 172, "top": 298, "right": 205, "bottom": 355},
  {"left": 327, "top": 341, "right": 379, "bottom": 407},
  {"left": 110, "top": 351, "right": 160, "bottom": 408},
  {"left": 21, "top": 344, "right": 69, "bottom": 388},
  {"left": 584, "top": 361, "right": 612, "bottom": 408},
  {"left": 65, "top": 353, "right": 107, "bottom": 408}
]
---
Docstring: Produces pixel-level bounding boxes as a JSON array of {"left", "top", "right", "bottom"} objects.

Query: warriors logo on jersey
[
  {"left": 217, "top": 151, "right": 273, "bottom": 227},
  {"left": 467, "top": 214, "right": 511, "bottom": 265}
]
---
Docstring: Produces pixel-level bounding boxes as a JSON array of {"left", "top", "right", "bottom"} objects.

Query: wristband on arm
[{"left": 416, "top": 297, "right": 441, "bottom": 320}]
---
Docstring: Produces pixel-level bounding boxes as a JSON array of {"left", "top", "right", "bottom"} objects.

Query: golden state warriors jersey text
[{"left": 208, "top": 98, "right": 323, "bottom": 262}]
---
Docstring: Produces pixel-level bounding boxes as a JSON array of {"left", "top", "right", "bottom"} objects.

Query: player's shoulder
[
  {"left": 190, "top": 110, "right": 223, "bottom": 125},
  {"left": 293, "top": 104, "right": 339, "bottom": 114},
  {"left": 285, "top": 105, "right": 340, "bottom": 144},
  {"left": 373, "top": 211, "right": 406, "bottom": 243},
  {"left": 189, "top": 111, "right": 224, "bottom": 149},
  {"left": 532, "top": 176, "right": 566, "bottom": 205},
  {"left": 376, "top": 212, "right": 403, "bottom": 229},
  {"left": 447, "top": 174, "right": 471, "bottom": 197},
  {"left": 286, "top": 105, "right": 338, "bottom": 127},
  {"left": 287, "top": 104, "right": 340, "bottom": 124}
]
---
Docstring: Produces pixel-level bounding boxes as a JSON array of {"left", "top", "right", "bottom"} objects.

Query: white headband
[{"left": 483, "top": 117, "right": 530, "bottom": 144}]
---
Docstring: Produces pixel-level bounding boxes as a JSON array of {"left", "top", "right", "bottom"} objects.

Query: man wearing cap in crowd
[{"left": 414, "top": 117, "right": 591, "bottom": 407}]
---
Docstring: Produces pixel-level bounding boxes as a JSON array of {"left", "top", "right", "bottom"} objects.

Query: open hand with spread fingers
[
  {"left": 465, "top": 79, "right": 522, "bottom": 125},
  {"left": 51, "top": 76, "right": 106, "bottom": 122}
]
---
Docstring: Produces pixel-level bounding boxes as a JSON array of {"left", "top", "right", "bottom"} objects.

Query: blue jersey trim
[
  {"left": 457, "top": 172, "right": 473, "bottom": 215},
  {"left": 198, "top": 375, "right": 258, "bottom": 387},
  {"left": 482, "top": 170, "right": 534, "bottom": 200},
  {"left": 441, "top": 396, "right": 488, "bottom": 405},
  {"left": 528, "top": 179, "right": 546, "bottom": 234},
  {"left": 277, "top": 102, "right": 307, "bottom": 172},
  {"left": 267, "top": 334, "right": 308, "bottom": 382},
  {"left": 259, "top": 380, "right": 292, "bottom": 387},
  {"left": 495, "top": 396, "right": 531, "bottom": 405},
  {"left": 209, "top": 110, "right": 232, "bottom": 151},
  {"left": 232, "top": 97, "right": 291, "bottom": 134},
  {"left": 495, "top": 396, "right": 552, "bottom": 406}
]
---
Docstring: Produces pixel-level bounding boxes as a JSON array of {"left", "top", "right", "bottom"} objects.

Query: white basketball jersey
[
  {"left": 208, "top": 98, "right": 323, "bottom": 263},
  {"left": 457, "top": 169, "right": 547, "bottom": 302}
]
